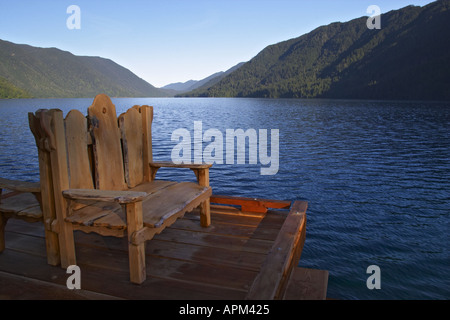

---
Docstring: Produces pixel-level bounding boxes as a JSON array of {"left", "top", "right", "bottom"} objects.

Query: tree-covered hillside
[
  {"left": 0, "top": 39, "right": 169, "bottom": 98},
  {"left": 0, "top": 77, "right": 31, "bottom": 99},
  {"left": 184, "top": 0, "right": 450, "bottom": 100}
]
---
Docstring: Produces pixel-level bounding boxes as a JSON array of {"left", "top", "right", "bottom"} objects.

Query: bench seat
[
  {"left": 64, "top": 181, "right": 211, "bottom": 230},
  {"left": 0, "top": 192, "right": 42, "bottom": 220}
]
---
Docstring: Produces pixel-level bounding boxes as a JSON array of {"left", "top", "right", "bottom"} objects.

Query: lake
[{"left": 0, "top": 97, "right": 449, "bottom": 300}]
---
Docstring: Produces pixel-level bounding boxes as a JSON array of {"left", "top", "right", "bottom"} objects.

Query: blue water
[{"left": 0, "top": 97, "right": 449, "bottom": 300}]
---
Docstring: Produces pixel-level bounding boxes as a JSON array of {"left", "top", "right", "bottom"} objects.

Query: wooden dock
[{"left": 0, "top": 196, "right": 327, "bottom": 300}]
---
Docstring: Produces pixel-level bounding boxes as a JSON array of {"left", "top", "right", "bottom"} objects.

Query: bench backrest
[{"left": 29, "top": 94, "right": 154, "bottom": 193}]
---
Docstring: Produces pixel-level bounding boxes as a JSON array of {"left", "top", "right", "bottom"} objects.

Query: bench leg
[
  {"left": 57, "top": 201, "right": 77, "bottom": 268},
  {"left": 43, "top": 224, "right": 61, "bottom": 266},
  {"left": 0, "top": 188, "right": 5, "bottom": 252},
  {"left": 195, "top": 168, "right": 211, "bottom": 228},
  {"left": 58, "top": 221, "right": 76, "bottom": 268},
  {"left": 199, "top": 199, "right": 211, "bottom": 227},
  {"left": 0, "top": 215, "right": 8, "bottom": 253},
  {"left": 33, "top": 190, "right": 60, "bottom": 266},
  {"left": 126, "top": 202, "right": 146, "bottom": 284}
]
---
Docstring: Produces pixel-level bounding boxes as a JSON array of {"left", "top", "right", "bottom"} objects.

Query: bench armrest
[
  {"left": 149, "top": 161, "right": 212, "bottom": 169},
  {"left": 0, "top": 177, "right": 40, "bottom": 193},
  {"left": 62, "top": 189, "right": 147, "bottom": 204},
  {"left": 149, "top": 161, "right": 211, "bottom": 187}
]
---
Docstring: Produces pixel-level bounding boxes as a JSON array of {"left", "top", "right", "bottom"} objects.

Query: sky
[{"left": 0, "top": 0, "right": 436, "bottom": 88}]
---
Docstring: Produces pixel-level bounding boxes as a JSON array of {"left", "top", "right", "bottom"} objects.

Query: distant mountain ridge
[
  {"left": 163, "top": 79, "right": 202, "bottom": 92},
  {"left": 163, "top": 62, "right": 245, "bottom": 94},
  {"left": 0, "top": 39, "right": 169, "bottom": 98},
  {"left": 182, "top": 0, "right": 450, "bottom": 100}
]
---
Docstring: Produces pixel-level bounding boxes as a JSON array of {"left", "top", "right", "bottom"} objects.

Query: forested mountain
[
  {"left": 162, "top": 74, "right": 221, "bottom": 92},
  {"left": 2, "top": 1, "right": 449, "bottom": 100},
  {"left": 179, "top": 62, "right": 245, "bottom": 96},
  {"left": 184, "top": 0, "right": 450, "bottom": 100},
  {"left": 0, "top": 39, "right": 169, "bottom": 98},
  {"left": 0, "top": 76, "right": 31, "bottom": 99}
]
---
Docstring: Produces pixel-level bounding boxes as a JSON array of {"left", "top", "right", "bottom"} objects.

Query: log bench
[{"left": 27, "top": 94, "right": 212, "bottom": 284}]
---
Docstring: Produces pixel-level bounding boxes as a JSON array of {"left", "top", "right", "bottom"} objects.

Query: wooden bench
[{"left": 27, "top": 94, "right": 212, "bottom": 284}]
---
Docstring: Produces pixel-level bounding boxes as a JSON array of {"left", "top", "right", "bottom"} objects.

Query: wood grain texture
[
  {"left": 0, "top": 270, "right": 121, "bottom": 300},
  {"left": 65, "top": 200, "right": 124, "bottom": 229},
  {"left": 139, "top": 105, "right": 153, "bottom": 182},
  {"left": 0, "top": 193, "right": 42, "bottom": 218},
  {"left": 126, "top": 201, "right": 146, "bottom": 284},
  {"left": 142, "top": 182, "right": 212, "bottom": 228},
  {"left": 45, "top": 109, "right": 76, "bottom": 268},
  {"left": 63, "top": 189, "right": 147, "bottom": 204},
  {"left": 149, "top": 161, "right": 212, "bottom": 169},
  {"left": 1, "top": 202, "right": 311, "bottom": 299},
  {"left": 0, "top": 178, "right": 40, "bottom": 193},
  {"left": 283, "top": 267, "right": 329, "bottom": 300},
  {"left": 28, "top": 111, "right": 61, "bottom": 266},
  {"left": 65, "top": 110, "right": 94, "bottom": 190},
  {"left": 119, "top": 107, "right": 144, "bottom": 188},
  {"left": 24, "top": 95, "right": 216, "bottom": 285},
  {"left": 246, "top": 200, "right": 307, "bottom": 300},
  {"left": 88, "top": 94, "right": 127, "bottom": 191}
]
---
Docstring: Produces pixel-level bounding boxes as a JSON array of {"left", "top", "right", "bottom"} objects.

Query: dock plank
[
  {"left": 0, "top": 202, "right": 309, "bottom": 300},
  {"left": 170, "top": 214, "right": 283, "bottom": 241},
  {"left": 153, "top": 228, "right": 274, "bottom": 254},
  {"left": 0, "top": 270, "right": 119, "bottom": 300},
  {"left": 246, "top": 201, "right": 308, "bottom": 300},
  {"left": 5, "top": 230, "right": 257, "bottom": 292},
  {"left": 0, "top": 193, "right": 42, "bottom": 219}
]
